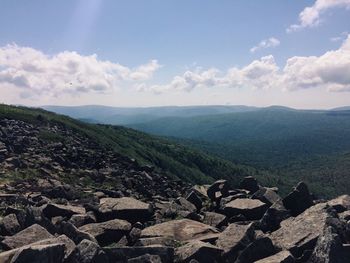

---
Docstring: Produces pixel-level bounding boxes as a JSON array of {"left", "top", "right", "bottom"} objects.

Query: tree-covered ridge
[{"left": 129, "top": 107, "right": 350, "bottom": 198}]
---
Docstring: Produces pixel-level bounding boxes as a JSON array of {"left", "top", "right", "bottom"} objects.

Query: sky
[{"left": 0, "top": 0, "right": 350, "bottom": 109}]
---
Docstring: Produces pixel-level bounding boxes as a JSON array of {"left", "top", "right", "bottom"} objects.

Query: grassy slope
[{"left": 0, "top": 104, "right": 269, "bottom": 188}]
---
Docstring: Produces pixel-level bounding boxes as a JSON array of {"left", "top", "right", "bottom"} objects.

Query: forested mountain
[{"left": 129, "top": 107, "right": 350, "bottom": 197}]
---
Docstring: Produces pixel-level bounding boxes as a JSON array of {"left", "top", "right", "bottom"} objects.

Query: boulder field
[
  {"left": 1, "top": 175, "right": 349, "bottom": 262},
  {"left": 0, "top": 119, "right": 349, "bottom": 262}
]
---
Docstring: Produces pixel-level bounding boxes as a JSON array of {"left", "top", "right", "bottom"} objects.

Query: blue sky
[{"left": 0, "top": 0, "right": 350, "bottom": 108}]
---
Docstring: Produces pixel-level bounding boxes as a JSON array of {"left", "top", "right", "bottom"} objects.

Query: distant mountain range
[
  {"left": 42, "top": 104, "right": 350, "bottom": 197},
  {"left": 42, "top": 105, "right": 259, "bottom": 125}
]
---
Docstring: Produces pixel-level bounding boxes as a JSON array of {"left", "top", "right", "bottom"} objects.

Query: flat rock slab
[
  {"left": 3, "top": 243, "right": 65, "bottom": 263},
  {"left": 141, "top": 219, "right": 219, "bottom": 242},
  {"left": 223, "top": 198, "right": 268, "bottom": 220},
  {"left": 215, "top": 223, "right": 254, "bottom": 259},
  {"left": 175, "top": 240, "right": 223, "bottom": 263},
  {"left": 0, "top": 235, "right": 75, "bottom": 262},
  {"left": 255, "top": 250, "right": 295, "bottom": 263},
  {"left": 79, "top": 219, "right": 131, "bottom": 246},
  {"left": 1, "top": 224, "right": 54, "bottom": 250},
  {"left": 104, "top": 245, "right": 174, "bottom": 263},
  {"left": 43, "top": 203, "right": 85, "bottom": 219},
  {"left": 98, "top": 197, "right": 153, "bottom": 222},
  {"left": 269, "top": 203, "right": 330, "bottom": 257}
]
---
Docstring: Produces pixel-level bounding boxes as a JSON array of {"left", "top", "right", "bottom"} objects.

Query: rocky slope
[{"left": 0, "top": 109, "right": 349, "bottom": 262}]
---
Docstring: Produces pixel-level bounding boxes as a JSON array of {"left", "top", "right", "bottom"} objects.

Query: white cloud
[
  {"left": 287, "top": 0, "right": 350, "bottom": 32},
  {"left": 150, "top": 56, "right": 279, "bottom": 93},
  {"left": 0, "top": 44, "right": 160, "bottom": 99},
  {"left": 2, "top": 35, "right": 350, "bottom": 103},
  {"left": 148, "top": 35, "right": 350, "bottom": 93},
  {"left": 250, "top": 37, "right": 280, "bottom": 53},
  {"left": 282, "top": 35, "right": 350, "bottom": 92},
  {"left": 330, "top": 31, "right": 348, "bottom": 42}
]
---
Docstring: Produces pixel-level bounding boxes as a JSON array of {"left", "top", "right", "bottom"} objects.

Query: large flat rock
[
  {"left": 0, "top": 235, "right": 73, "bottom": 263},
  {"left": 1, "top": 224, "right": 54, "bottom": 250},
  {"left": 223, "top": 198, "right": 268, "bottom": 220},
  {"left": 79, "top": 219, "right": 131, "bottom": 246},
  {"left": 98, "top": 197, "right": 153, "bottom": 222},
  {"left": 43, "top": 203, "right": 85, "bottom": 219},
  {"left": 269, "top": 203, "right": 330, "bottom": 257},
  {"left": 141, "top": 219, "right": 219, "bottom": 242}
]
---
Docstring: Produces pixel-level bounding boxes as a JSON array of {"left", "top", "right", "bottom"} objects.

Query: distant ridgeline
[{"left": 43, "top": 104, "right": 350, "bottom": 198}]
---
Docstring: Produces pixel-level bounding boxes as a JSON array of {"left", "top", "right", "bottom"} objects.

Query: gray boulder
[
  {"left": 175, "top": 240, "right": 223, "bottom": 263},
  {"left": 66, "top": 239, "right": 108, "bottom": 263},
  {"left": 1, "top": 224, "right": 54, "bottom": 250},
  {"left": 79, "top": 219, "right": 131, "bottom": 246},
  {"left": 282, "top": 182, "right": 313, "bottom": 216},
  {"left": 207, "top": 180, "right": 229, "bottom": 201},
  {"left": 215, "top": 223, "right": 254, "bottom": 260},
  {"left": 223, "top": 198, "right": 268, "bottom": 220},
  {"left": 104, "top": 245, "right": 174, "bottom": 263},
  {"left": 308, "top": 226, "right": 349, "bottom": 263},
  {"left": 3, "top": 243, "right": 64, "bottom": 263},
  {"left": 202, "top": 212, "right": 227, "bottom": 228},
  {"left": 0, "top": 214, "right": 21, "bottom": 236},
  {"left": 328, "top": 195, "right": 350, "bottom": 213},
  {"left": 239, "top": 176, "right": 259, "bottom": 194},
  {"left": 97, "top": 197, "right": 153, "bottom": 222},
  {"left": 254, "top": 251, "right": 295, "bottom": 263},
  {"left": 234, "top": 237, "right": 275, "bottom": 263},
  {"left": 269, "top": 203, "right": 331, "bottom": 258},
  {"left": 141, "top": 219, "right": 219, "bottom": 242}
]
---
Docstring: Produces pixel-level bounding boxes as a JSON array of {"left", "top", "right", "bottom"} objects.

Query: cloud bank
[
  {"left": 287, "top": 0, "right": 350, "bottom": 32},
  {"left": 1, "top": 35, "right": 350, "bottom": 102},
  {"left": 0, "top": 44, "right": 160, "bottom": 98},
  {"left": 149, "top": 35, "right": 350, "bottom": 93}
]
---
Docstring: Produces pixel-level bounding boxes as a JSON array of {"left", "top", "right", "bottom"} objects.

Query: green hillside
[{"left": 0, "top": 104, "right": 270, "bottom": 189}]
